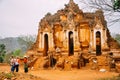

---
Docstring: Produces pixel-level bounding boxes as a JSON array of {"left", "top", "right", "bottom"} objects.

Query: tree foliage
[
  {"left": 0, "top": 44, "right": 6, "bottom": 63},
  {"left": 114, "top": 33, "right": 120, "bottom": 44},
  {"left": 114, "top": 0, "right": 120, "bottom": 10},
  {"left": 17, "top": 35, "right": 36, "bottom": 50},
  {"left": 12, "top": 49, "right": 21, "bottom": 57},
  {"left": 79, "top": 0, "right": 120, "bottom": 26}
]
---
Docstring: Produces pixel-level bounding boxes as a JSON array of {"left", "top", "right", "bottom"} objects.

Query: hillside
[{"left": 0, "top": 36, "right": 35, "bottom": 53}]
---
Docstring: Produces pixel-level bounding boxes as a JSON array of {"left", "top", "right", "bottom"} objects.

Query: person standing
[
  {"left": 15, "top": 57, "right": 20, "bottom": 72},
  {"left": 10, "top": 56, "right": 15, "bottom": 73},
  {"left": 24, "top": 56, "right": 28, "bottom": 73}
]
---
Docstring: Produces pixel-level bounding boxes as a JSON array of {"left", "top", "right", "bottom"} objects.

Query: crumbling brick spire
[{"left": 68, "top": 0, "right": 75, "bottom": 6}]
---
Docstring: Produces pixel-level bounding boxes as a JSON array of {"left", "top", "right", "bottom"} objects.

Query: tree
[
  {"left": 114, "top": 33, "right": 120, "bottom": 43},
  {"left": 0, "top": 44, "right": 6, "bottom": 63},
  {"left": 12, "top": 49, "right": 21, "bottom": 57},
  {"left": 79, "top": 0, "right": 120, "bottom": 26},
  {"left": 17, "top": 35, "right": 36, "bottom": 51},
  {"left": 113, "top": 0, "right": 120, "bottom": 10},
  {"left": 4, "top": 49, "right": 24, "bottom": 63}
]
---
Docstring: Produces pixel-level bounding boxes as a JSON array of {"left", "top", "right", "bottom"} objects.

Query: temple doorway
[
  {"left": 68, "top": 31, "right": 74, "bottom": 56},
  {"left": 96, "top": 31, "right": 101, "bottom": 56},
  {"left": 44, "top": 34, "right": 49, "bottom": 56}
]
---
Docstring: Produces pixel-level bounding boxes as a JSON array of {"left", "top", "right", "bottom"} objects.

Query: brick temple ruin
[{"left": 26, "top": 0, "right": 120, "bottom": 71}]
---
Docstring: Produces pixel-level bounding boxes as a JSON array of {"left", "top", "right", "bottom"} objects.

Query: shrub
[{"left": 0, "top": 56, "right": 4, "bottom": 63}]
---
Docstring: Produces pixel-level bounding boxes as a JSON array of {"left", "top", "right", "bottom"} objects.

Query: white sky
[{"left": 0, "top": 0, "right": 119, "bottom": 38}]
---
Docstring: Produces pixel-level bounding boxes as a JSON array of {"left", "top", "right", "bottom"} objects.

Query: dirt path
[
  {"left": 29, "top": 69, "right": 118, "bottom": 80},
  {"left": 0, "top": 64, "right": 119, "bottom": 80}
]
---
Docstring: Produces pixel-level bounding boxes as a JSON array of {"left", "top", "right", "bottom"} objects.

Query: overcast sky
[{"left": 0, "top": 0, "right": 119, "bottom": 38}]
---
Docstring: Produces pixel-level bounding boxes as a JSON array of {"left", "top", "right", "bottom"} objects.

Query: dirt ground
[{"left": 0, "top": 64, "right": 119, "bottom": 80}]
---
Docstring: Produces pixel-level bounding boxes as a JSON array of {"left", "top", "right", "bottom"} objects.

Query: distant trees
[
  {"left": 113, "top": 33, "right": 120, "bottom": 44},
  {"left": 4, "top": 49, "right": 23, "bottom": 63},
  {"left": 79, "top": 0, "right": 120, "bottom": 26},
  {"left": 0, "top": 44, "right": 22, "bottom": 63},
  {"left": 0, "top": 35, "right": 36, "bottom": 63},
  {"left": 113, "top": 0, "right": 120, "bottom": 10},
  {"left": 17, "top": 35, "right": 36, "bottom": 51},
  {"left": 11, "top": 49, "right": 21, "bottom": 57},
  {"left": 0, "top": 44, "right": 6, "bottom": 63}
]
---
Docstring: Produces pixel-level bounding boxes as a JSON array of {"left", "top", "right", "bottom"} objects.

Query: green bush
[{"left": 0, "top": 56, "right": 4, "bottom": 63}]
